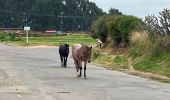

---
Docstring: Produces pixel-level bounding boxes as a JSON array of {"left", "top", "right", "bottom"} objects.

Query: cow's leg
[
  {"left": 79, "top": 61, "right": 82, "bottom": 77},
  {"left": 99, "top": 43, "right": 102, "bottom": 49},
  {"left": 60, "top": 55, "right": 63, "bottom": 67},
  {"left": 74, "top": 60, "right": 79, "bottom": 77},
  {"left": 84, "top": 61, "right": 87, "bottom": 79},
  {"left": 64, "top": 57, "right": 67, "bottom": 68},
  {"left": 63, "top": 57, "right": 66, "bottom": 67}
]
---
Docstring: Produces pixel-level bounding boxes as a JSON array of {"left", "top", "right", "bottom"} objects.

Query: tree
[
  {"left": 159, "top": 8, "right": 170, "bottom": 35},
  {"left": 144, "top": 8, "right": 170, "bottom": 36},
  {"left": 108, "top": 15, "right": 144, "bottom": 47},
  {"left": 0, "top": 0, "right": 104, "bottom": 31},
  {"left": 108, "top": 8, "right": 122, "bottom": 15},
  {"left": 97, "top": 21, "right": 108, "bottom": 43},
  {"left": 144, "top": 15, "right": 161, "bottom": 37}
]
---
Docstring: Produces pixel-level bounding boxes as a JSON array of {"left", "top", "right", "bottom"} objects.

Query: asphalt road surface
[{"left": 0, "top": 43, "right": 170, "bottom": 100}]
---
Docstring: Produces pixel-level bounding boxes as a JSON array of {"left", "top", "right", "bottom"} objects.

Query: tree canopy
[
  {"left": 91, "top": 15, "right": 144, "bottom": 47},
  {"left": 108, "top": 8, "right": 122, "bottom": 15},
  {"left": 0, "top": 0, "right": 104, "bottom": 31}
]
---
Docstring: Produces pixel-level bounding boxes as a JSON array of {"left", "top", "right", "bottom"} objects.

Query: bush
[
  {"left": 91, "top": 17, "right": 108, "bottom": 43},
  {"left": 97, "top": 21, "right": 108, "bottom": 42},
  {"left": 108, "top": 15, "right": 144, "bottom": 47},
  {"left": 9, "top": 32, "right": 16, "bottom": 41},
  {"left": 0, "top": 32, "right": 8, "bottom": 41},
  {"left": 0, "top": 32, "right": 18, "bottom": 42},
  {"left": 91, "top": 15, "right": 117, "bottom": 42}
]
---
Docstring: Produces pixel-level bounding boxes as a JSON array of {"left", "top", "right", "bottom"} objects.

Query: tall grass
[
  {"left": 129, "top": 31, "right": 170, "bottom": 77},
  {"left": 128, "top": 31, "right": 150, "bottom": 58},
  {"left": 129, "top": 31, "right": 170, "bottom": 58}
]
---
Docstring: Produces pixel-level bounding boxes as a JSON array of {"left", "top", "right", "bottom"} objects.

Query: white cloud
[{"left": 89, "top": 0, "right": 170, "bottom": 18}]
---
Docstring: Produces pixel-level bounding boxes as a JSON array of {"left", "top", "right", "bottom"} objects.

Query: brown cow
[{"left": 72, "top": 44, "right": 92, "bottom": 79}]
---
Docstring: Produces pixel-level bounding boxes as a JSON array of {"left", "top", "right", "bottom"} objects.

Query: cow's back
[{"left": 59, "top": 44, "right": 69, "bottom": 57}]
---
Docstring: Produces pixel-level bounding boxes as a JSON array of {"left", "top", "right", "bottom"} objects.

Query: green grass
[
  {"left": 113, "top": 56, "right": 125, "bottom": 65},
  {"left": 10, "top": 33, "right": 96, "bottom": 46},
  {"left": 91, "top": 31, "right": 170, "bottom": 82},
  {"left": 134, "top": 53, "right": 170, "bottom": 77},
  {"left": 92, "top": 49, "right": 127, "bottom": 70}
]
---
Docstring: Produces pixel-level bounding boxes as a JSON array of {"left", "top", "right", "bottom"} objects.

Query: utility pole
[
  {"left": 60, "top": 12, "right": 64, "bottom": 33},
  {"left": 24, "top": 14, "right": 30, "bottom": 44},
  {"left": 72, "top": 17, "right": 75, "bottom": 31},
  {"left": 2, "top": 19, "right": 4, "bottom": 29}
]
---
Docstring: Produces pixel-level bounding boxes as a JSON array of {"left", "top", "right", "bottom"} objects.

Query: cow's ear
[
  {"left": 65, "top": 44, "right": 69, "bottom": 47},
  {"left": 86, "top": 46, "right": 88, "bottom": 49},
  {"left": 90, "top": 46, "right": 92, "bottom": 49}
]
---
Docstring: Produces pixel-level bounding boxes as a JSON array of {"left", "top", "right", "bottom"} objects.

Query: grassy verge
[
  {"left": 92, "top": 49, "right": 170, "bottom": 83},
  {"left": 134, "top": 53, "right": 170, "bottom": 77},
  {"left": 92, "top": 31, "right": 170, "bottom": 83},
  {"left": 1, "top": 33, "right": 96, "bottom": 46},
  {"left": 92, "top": 49, "right": 128, "bottom": 70}
]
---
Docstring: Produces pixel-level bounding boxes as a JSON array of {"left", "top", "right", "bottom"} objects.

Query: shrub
[
  {"left": 97, "top": 21, "right": 108, "bottom": 43},
  {"left": 9, "top": 32, "right": 16, "bottom": 41},
  {"left": 108, "top": 15, "right": 144, "bottom": 47},
  {"left": 91, "top": 17, "right": 108, "bottom": 42},
  {"left": 0, "top": 32, "right": 8, "bottom": 41}
]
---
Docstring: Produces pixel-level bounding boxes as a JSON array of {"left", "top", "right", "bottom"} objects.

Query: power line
[
  {"left": 0, "top": 9, "right": 98, "bottom": 31},
  {"left": 0, "top": 10, "right": 97, "bottom": 18}
]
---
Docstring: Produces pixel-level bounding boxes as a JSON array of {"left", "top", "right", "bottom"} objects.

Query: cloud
[{"left": 89, "top": 0, "right": 170, "bottom": 18}]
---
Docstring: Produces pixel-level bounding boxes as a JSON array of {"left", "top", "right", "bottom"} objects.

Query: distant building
[
  {"left": 43, "top": 30, "right": 57, "bottom": 36},
  {"left": 0, "top": 28, "right": 25, "bottom": 36},
  {"left": 0, "top": 28, "right": 23, "bottom": 33}
]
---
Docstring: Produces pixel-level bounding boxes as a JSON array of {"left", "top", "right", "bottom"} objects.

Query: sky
[{"left": 89, "top": 0, "right": 170, "bottom": 18}]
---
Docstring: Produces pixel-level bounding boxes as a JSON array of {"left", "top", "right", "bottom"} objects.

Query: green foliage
[
  {"left": 9, "top": 33, "right": 16, "bottom": 41},
  {"left": 108, "top": 8, "right": 122, "bottom": 15},
  {"left": 0, "top": 32, "right": 16, "bottom": 41},
  {"left": 128, "top": 31, "right": 170, "bottom": 77},
  {"left": 144, "top": 8, "right": 170, "bottom": 36},
  {"left": 91, "top": 14, "right": 144, "bottom": 46},
  {"left": 108, "top": 15, "right": 144, "bottom": 46},
  {"left": 92, "top": 30, "right": 170, "bottom": 79},
  {"left": 0, "top": 0, "right": 104, "bottom": 31},
  {"left": 134, "top": 57, "right": 159, "bottom": 73},
  {"left": 0, "top": 32, "right": 8, "bottom": 41},
  {"left": 128, "top": 48, "right": 142, "bottom": 59},
  {"left": 91, "top": 15, "right": 117, "bottom": 43},
  {"left": 113, "top": 56, "right": 124, "bottom": 65},
  {"left": 134, "top": 53, "right": 170, "bottom": 77},
  {"left": 97, "top": 21, "right": 108, "bottom": 42}
]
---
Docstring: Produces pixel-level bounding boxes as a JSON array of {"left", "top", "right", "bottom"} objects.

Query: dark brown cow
[{"left": 59, "top": 44, "right": 69, "bottom": 68}]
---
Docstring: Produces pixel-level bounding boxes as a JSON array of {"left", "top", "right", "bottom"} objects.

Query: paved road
[{"left": 0, "top": 43, "right": 170, "bottom": 100}]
